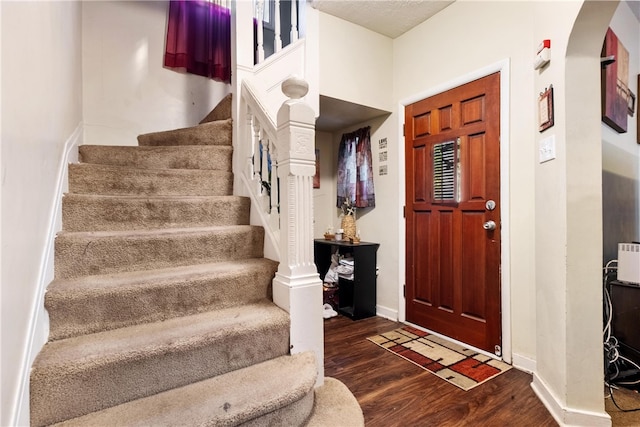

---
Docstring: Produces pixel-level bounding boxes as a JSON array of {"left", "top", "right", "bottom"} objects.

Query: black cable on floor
[{"left": 608, "top": 384, "right": 640, "bottom": 412}]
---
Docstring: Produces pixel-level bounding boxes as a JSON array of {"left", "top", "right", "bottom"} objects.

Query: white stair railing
[
  {"left": 254, "top": 0, "right": 300, "bottom": 63},
  {"left": 241, "top": 80, "right": 281, "bottom": 239}
]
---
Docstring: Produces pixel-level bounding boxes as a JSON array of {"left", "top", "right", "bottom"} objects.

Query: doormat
[{"left": 367, "top": 325, "right": 511, "bottom": 391}]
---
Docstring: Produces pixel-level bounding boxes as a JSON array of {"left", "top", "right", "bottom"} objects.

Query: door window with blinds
[{"left": 432, "top": 138, "right": 460, "bottom": 203}]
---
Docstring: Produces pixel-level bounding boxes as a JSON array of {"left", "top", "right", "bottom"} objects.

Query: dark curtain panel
[
  {"left": 164, "top": 0, "right": 231, "bottom": 83},
  {"left": 336, "top": 126, "right": 375, "bottom": 209}
]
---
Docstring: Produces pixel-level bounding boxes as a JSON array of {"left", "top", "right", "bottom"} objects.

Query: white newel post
[{"left": 272, "top": 76, "right": 324, "bottom": 384}]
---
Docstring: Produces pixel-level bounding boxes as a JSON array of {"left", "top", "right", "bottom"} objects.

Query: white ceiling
[{"left": 311, "top": 0, "right": 454, "bottom": 39}]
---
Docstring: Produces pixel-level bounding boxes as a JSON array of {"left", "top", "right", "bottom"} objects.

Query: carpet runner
[{"left": 367, "top": 325, "right": 511, "bottom": 391}]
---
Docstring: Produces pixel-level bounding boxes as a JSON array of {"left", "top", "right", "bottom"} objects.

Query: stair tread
[
  {"left": 46, "top": 258, "right": 279, "bottom": 340},
  {"left": 63, "top": 193, "right": 247, "bottom": 201},
  {"left": 56, "top": 224, "right": 259, "bottom": 239},
  {"left": 137, "top": 118, "right": 232, "bottom": 147},
  {"left": 48, "top": 258, "right": 277, "bottom": 293},
  {"left": 33, "top": 300, "right": 287, "bottom": 369},
  {"left": 70, "top": 162, "right": 233, "bottom": 175},
  {"left": 79, "top": 144, "right": 233, "bottom": 171},
  {"left": 80, "top": 144, "right": 233, "bottom": 151},
  {"left": 56, "top": 352, "right": 317, "bottom": 427}
]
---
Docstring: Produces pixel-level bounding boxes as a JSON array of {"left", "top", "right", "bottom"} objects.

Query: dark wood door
[{"left": 405, "top": 72, "right": 501, "bottom": 354}]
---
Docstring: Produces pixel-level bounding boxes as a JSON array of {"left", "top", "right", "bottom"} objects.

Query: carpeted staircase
[{"left": 29, "top": 95, "right": 363, "bottom": 426}]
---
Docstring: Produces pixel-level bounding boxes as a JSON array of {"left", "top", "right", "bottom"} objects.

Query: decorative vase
[{"left": 341, "top": 214, "right": 357, "bottom": 241}]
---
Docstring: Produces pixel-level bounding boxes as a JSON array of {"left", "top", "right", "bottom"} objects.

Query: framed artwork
[
  {"left": 313, "top": 148, "right": 320, "bottom": 188},
  {"left": 601, "top": 28, "right": 629, "bottom": 133},
  {"left": 628, "top": 88, "right": 636, "bottom": 116},
  {"left": 539, "top": 86, "right": 554, "bottom": 132}
]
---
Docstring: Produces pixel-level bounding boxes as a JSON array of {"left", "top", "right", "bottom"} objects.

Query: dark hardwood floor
[{"left": 324, "top": 315, "right": 558, "bottom": 427}]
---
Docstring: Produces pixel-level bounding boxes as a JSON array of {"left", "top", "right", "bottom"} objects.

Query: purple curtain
[
  {"left": 164, "top": 0, "right": 231, "bottom": 83},
  {"left": 336, "top": 126, "right": 376, "bottom": 209}
]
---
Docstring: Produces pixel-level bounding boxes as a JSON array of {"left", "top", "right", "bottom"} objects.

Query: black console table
[{"left": 314, "top": 239, "right": 379, "bottom": 320}]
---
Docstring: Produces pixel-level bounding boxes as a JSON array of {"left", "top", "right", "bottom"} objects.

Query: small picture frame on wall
[
  {"left": 539, "top": 85, "right": 554, "bottom": 132},
  {"left": 627, "top": 88, "right": 635, "bottom": 117},
  {"left": 637, "top": 75, "right": 640, "bottom": 144}
]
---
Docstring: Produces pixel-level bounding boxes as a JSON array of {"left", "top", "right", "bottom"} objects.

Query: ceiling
[
  {"left": 311, "top": 1, "right": 455, "bottom": 132},
  {"left": 311, "top": 0, "right": 454, "bottom": 39}
]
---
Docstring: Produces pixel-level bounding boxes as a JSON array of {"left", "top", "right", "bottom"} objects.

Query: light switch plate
[{"left": 539, "top": 135, "right": 556, "bottom": 163}]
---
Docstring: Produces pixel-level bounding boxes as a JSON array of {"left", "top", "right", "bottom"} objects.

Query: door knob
[{"left": 483, "top": 220, "right": 496, "bottom": 231}]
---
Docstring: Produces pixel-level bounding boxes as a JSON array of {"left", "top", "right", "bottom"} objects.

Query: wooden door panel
[
  {"left": 414, "top": 212, "right": 431, "bottom": 303},
  {"left": 437, "top": 210, "right": 455, "bottom": 311},
  {"left": 414, "top": 112, "right": 432, "bottom": 137},
  {"left": 439, "top": 105, "right": 454, "bottom": 131},
  {"left": 467, "top": 133, "right": 487, "bottom": 200},
  {"left": 461, "top": 95, "right": 485, "bottom": 126},
  {"left": 405, "top": 72, "right": 501, "bottom": 353},
  {"left": 461, "top": 212, "right": 486, "bottom": 320},
  {"left": 413, "top": 144, "right": 428, "bottom": 203}
]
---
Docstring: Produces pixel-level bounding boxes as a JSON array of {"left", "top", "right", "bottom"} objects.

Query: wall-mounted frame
[
  {"left": 628, "top": 88, "right": 636, "bottom": 117},
  {"left": 601, "top": 28, "right": 629, "bottom": 133},
  {"left": 538, "top": 85, "right": 554, "bottom": 132}
]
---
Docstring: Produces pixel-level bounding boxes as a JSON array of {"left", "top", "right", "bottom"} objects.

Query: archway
[{"left": 532, "top": 1, "right": 619, "bottom": 425}]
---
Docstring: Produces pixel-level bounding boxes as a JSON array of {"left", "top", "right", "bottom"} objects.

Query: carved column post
[{"left": 272, "top": 76, "right": 324, "bottom": 384}]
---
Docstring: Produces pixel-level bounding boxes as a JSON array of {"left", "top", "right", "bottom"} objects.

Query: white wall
[
  {"left": 1, "top": 2, "right": 83, "bottom": 425},
  {"left": 318, "top": 12, "right": 393, "bottom": 113},
  {"left": 82, "top": 1, "right": 230, "bottom": 147},
  {"left": 317, "top": 13, "right": 398, "bottom": 318}
]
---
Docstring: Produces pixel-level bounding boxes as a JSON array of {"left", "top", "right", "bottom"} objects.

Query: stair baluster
[{"left": 290, "top": 0, "right": 298, "bottom": 43}]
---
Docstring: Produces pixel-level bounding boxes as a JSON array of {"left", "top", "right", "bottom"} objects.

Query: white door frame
[{"left": 397, "top": 58, "right": 512, "bottom": 364}]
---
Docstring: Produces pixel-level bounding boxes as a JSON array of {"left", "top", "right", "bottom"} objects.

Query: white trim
[
  {"left": 12, "top": 124, "right": 82, "bottom": 427},
  {"left": 531, "top": 373, "right": 611, "bottom": 427},
  {"left": 397, "top": 59, "right": 512, "bottom": 364},
  {"left": 512, "top": 352, "right": 536, "bottom": 374},
  {"left": 376, "top": 305, "right": 398, "bottom": 321}
]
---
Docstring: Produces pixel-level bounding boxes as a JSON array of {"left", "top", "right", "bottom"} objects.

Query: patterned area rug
[{"left": 367, "top": 326, "right": 512, "bottom": 391}]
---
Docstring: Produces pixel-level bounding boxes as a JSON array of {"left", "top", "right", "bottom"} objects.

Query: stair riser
[
  {"left": 47, "top": 261, "right": 278, "bottom": 340},
  {"left": 137, "top": 119, "right": 232, "bottom": 147},
  {"left": 68, "top": 164, "right": 233, "bottom": 197},
  {"left": 30, "top": 318, "right": 290, "bottom": 427},
  {"left": 79, "top": 145, "right": 233, "bottom": 171},
  {"left": 62, "top": 196, "right": 250, "bottom": 232},
  {"left": 55, "top": 227, "right": 265, "bottom": 279}
]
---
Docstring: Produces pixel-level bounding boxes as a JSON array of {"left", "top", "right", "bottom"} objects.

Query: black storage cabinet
[{"left": 314, "top": 239, "right": 379, "bottom": 320}]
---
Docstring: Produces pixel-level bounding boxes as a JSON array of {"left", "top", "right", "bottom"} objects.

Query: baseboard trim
[
  {"left": 512, "top": 352, "right": 536, "bottom": 374},
  {"left": 12, "top": 124, "right": 82, "bottom": 426},
  {"left": 376, "top": 305, "right": 398, "bottom": 321},
  {"left": 531, "top": 373, "right": 611, "bottom": 427}
]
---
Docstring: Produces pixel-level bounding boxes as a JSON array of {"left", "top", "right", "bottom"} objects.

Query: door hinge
[
  {"left": 403, "top": 124, "right": 405, "bottom": 136},
  {"left": 403, "top": 284, "right": 406, "bottom": 297},
  {"left": 403, "top": 206, "right": 406, "bottom": 218}
]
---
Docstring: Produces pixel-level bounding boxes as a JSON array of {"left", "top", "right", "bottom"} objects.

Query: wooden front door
[{"left": 404, "top": 72, "right": 501, "bottom": 354}]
